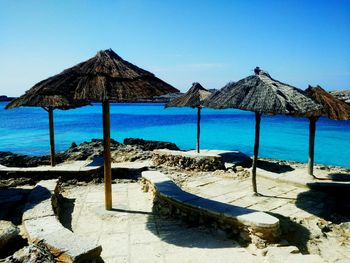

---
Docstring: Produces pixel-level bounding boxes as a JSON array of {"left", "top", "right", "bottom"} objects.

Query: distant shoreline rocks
[
  {"left": 0, "top": 138, "right": 181, "bottom": 168},
  {"left": 0, "top": 95, "right": 16, "bottom": 102}
]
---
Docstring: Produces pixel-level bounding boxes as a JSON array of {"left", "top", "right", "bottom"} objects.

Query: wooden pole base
[
  {"left": 252, "top": 112, "right": 261, "bottom": 194},
  {"left": 48, "top": 107, "right": 56, "bottom": 167},
  {"left": 103, "top": 100, "right": 112, "bottom": 210},
  {"left": 196, "top": 107, "right": 201, "bottom": 153},
  {"left": 308, "top": 117, "right": 317, "bottom": 176}
]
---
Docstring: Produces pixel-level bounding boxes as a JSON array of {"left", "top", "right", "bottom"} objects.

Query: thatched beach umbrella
[
  {"left": 204, "top": 67, "right": 321, "bottom": 194},
  {"left": 166, "top": 82, "right": 211, "bottom": 153},
  {"left": 305, "top": 85, "right": 350, "bottom": 176},
  {"left": 6, "top": 93, "right": 89, "bottom": 166},
  {"left": 7, "top": 49, "right": 178, "bottom": 210},
  {"left": 330, "top": 90, "right": 350, "bottom": 105}
]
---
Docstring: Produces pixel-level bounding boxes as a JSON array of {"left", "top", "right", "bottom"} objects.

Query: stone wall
[
  {"left": 141, "top": 176, "right": 280, "bottom": 248},
  {"left": 152, "top": 150, "right": 225, "bottom": 172}
]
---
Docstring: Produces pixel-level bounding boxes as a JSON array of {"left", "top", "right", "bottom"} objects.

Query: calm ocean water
[{"left": 0, "top": 102, "right": 349, "bottom": 167}]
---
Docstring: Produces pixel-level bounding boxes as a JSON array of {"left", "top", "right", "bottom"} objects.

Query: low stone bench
[
  {"left": 152, "top": 149, "right": 225, "bottom": 171},
  {"left": 141, "top": 171, "right": 280, "bottom": 246},
  {"left": 22, "top": 180, "right": 102, "bottom": 262}
]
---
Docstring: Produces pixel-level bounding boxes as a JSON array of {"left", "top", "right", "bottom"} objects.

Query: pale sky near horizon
[{"left": 0, "top": 0, "right": 349, "bottom": 97}]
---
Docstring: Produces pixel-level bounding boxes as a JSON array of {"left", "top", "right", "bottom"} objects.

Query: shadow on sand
[
  {"left": 296, "top": 185, "right": 350, "bottom": 223},
  {"left": 314, "top": 173, "right": 350, "bottom": 182},
  {"left": 267, "top": 212, "right": 311, "bottom": 254},
  {"left": 146, "top": 214, "right": 239, "bottom": 249},
  {"left": 58, "top": 197, "right": 75, "bottom": 231},
  {"left": 257, "top": 160, "right": 294, "bottom": 173},
  {"left": 0, "top": 187, "right": 31, "bottom": 224}
]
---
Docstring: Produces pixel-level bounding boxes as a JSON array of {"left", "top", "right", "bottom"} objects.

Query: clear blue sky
[{"left": 0, "top": 0, "right": 349, "bottom": 96}]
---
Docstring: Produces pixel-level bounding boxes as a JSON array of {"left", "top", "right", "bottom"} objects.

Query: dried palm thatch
[
  {"left": 165, "top": 82, "right": 211, "bottom": 108},
  {"left": 204, "top": 67, "right": 321, "bottom": 115},
  {"left": 204, "top": 67, "right": 322, "bottom": 194},
  {"left": 5, "top": 91, "right": 89, "bottom": 110},
  {"left": 7, "top": 49, "right": 177, "bottom": 108},
  {"left": 5, "top": 49, "right": 179, "bottom": 210},
  {"left": 304, "top": 85, "right": 350, "bottom": 176},
  {"left": 330, "top": 90, "right": 350, "bottom": 105},
  {"left": 166, "top": 83, "right": 212, "bottom": 153},
  {"left": 305, "top": 85, "right": 350, "bottom": 120}
]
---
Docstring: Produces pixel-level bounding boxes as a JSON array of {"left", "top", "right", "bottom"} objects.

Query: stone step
[{"left": 22, "top": 180, "right": 102, "bottom": 262}]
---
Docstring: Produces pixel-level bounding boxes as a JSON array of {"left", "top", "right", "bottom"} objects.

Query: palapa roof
[
  {"left": 6, "top": 49, "right": 178, "bottom": 109},
  {"left": 204, "top": 67, "right": 321, "bottom": 115},
  {"left": 166, "top": 82, "right": 211, "bottom": 108},
  {"left": 330, "top": 90, "right": 350, "bottom": 105},
  {"left": 6, "top": 93, "right": 89, "bottom": 110},
  {"left": 305, "top": 85, "right": 350, "bottom": 120}
]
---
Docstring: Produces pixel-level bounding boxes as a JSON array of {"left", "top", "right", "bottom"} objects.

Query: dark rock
[
  {"left": 0, "top": 152, "right": 50, "bottom": 168},
  {"left": 123, "top": 138, "right": 180, "bottom": 151},
  {"left": 5, "top": 241, "right": 55, "bottom": 263},
  {"left": 70, "top": 142, "right": 77, "bottom": 148},
  {"left": 55, "top": 138, "right": 120, "bottom": 162},
  {"left": 0, "top": 221, "right": 19, "bottom": 251}
]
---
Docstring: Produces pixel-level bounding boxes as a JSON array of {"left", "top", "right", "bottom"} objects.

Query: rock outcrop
[
  {"left": 5, "top": 242, "right": 55, "bottom": 263},
  {"left": 0, "top": 152, "right": 49, "bottom": 168},
  {"left": 123, "top": 138, "right": 180, "bottom": 151},
  {"left": 0, "top": 221, "right": 19, "bottom": 251},
  {"left": 152, "top": 149, "right": 225, "bottom": 171},
  {"left": 0, "top": 138, "right": 180, "bottom": 168}
]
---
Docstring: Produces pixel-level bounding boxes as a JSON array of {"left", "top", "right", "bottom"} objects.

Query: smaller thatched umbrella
[
  {"left": 330, "top": 90, "right": 350, "bottom": 105},
  {"left": 6, "top": 94, "right": 89, "bottom": 166},
  {"left": 166, "top": 82, "right": 211, "bottom": 153},
  {"left": 204, "top": 67, "right": 321, "bottom": 194},
  {"left": 305, "top": 85, "right": 350, "bottom": 176}
]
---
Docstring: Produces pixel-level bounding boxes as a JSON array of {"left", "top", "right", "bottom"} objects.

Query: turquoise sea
[{"left": 0, "top": 102, "right": 349, "bottom": 168}]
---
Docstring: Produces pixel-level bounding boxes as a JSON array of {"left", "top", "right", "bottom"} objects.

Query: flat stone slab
[
  {"left": 0, "top": 160, "right": 101, "bottom": 172},
  {"left": 23, "top": 180, "right": 102, "bottom": 262},
  {"left": 111, "top": 161, "right": 151, "bottom": 169},
  {"left": 186, "top": 150, "right": 252, "bottom": 167},
  {"left": 256, "top": 167, "right": 350, "bottom": 189},
  {"left": 142, "top": 171, "right": 280, "bottom": 241}
]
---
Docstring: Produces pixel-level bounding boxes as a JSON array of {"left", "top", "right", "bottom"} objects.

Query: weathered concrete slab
[
  {"left": 0, "top": 161, "right": 102, "bottom": 181},
  {"left": 112, "top": 161, "right": 151, "bottom": 170},
  {"left": 257, "top": 167, "right": 350, "bottom": 189},
  {"left": 61, "top": 183, "right": 268, "bottom": 263}
]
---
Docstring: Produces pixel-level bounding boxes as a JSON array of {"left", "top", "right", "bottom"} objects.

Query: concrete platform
[{"left": 60, "top": 183, "right": 265, "bottom": 263}]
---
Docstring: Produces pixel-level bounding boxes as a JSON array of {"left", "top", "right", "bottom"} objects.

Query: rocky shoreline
[
  {"left": 0, "top": 138, "right": 179, "bottom": 168},
  {"left": 1, "top": 138, "right": 348, "bottom": 173}
]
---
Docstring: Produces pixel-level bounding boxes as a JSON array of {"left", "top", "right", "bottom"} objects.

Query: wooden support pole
[
  {"left": 196, "top": 107, "right": 201, "bottom": 153},
  {"left": 102, "top": 100, "right": 112, "bottom": 210},
  {"left": 48, "top": 107, "right": 56, "bottom": 167},
  {"left": 308, "top": 117, "right": 317, "bottom": 176},
  {"left": 252, "top": 112, "right": 261, "bottom": 194}
]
